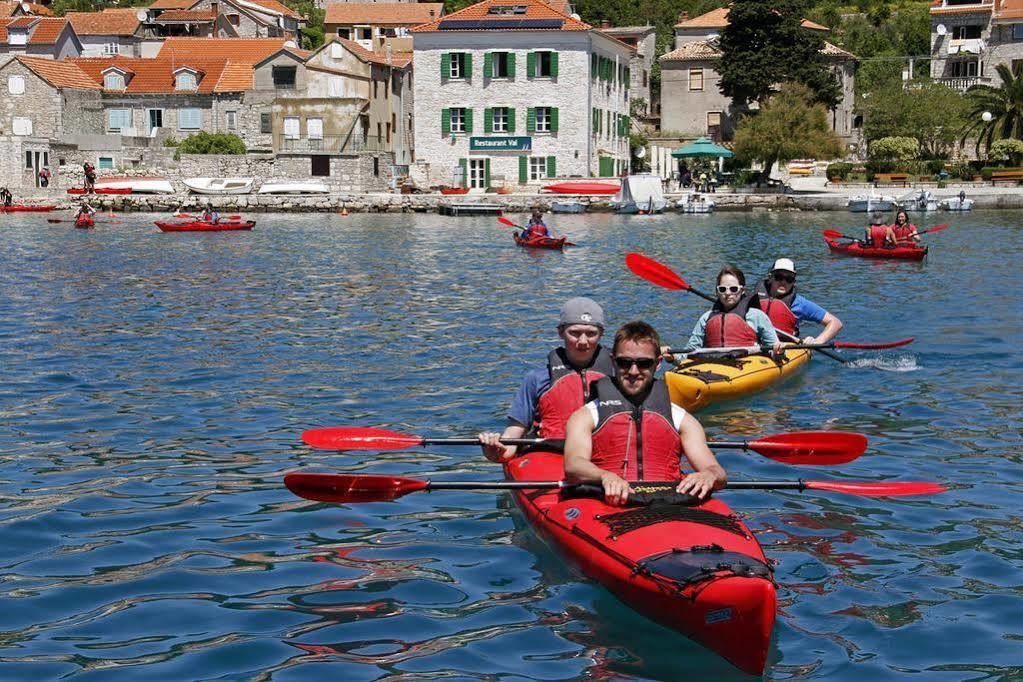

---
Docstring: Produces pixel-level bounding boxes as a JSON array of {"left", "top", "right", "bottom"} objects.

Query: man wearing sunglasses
[
  {"left": 479, "top": 297, "right": 615, "bottom": 463},
  {"left": 564, "top": 321, "right": 726, "bottom": 506},
  {"left": 755, "top": 259, "right": 843, "bottom": 345}
]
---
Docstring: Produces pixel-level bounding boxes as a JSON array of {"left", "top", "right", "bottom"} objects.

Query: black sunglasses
[
  {"left": 771, "top": 272, "right": 796, "bottom": 283},
  {"left": 614, "top": 356, "right": 658, "bottom": 371}
]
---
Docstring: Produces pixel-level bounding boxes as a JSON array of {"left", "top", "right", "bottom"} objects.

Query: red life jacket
[
  {"left": 590, "top": 376, "right": 682, "bottom": 481},
  {"left": 892, "top": 222, "right": 916, "bottom": 243},
  {"left": 755, "top": 281, "right": 799, "bottom": 337},
  {"left": 868, "top": 224, "right": 889, "bottom": 248},
  {"left": 703, "top": 292, "right": 759, "bottom": 348},
  {"left": 536, "top": 346, "right": 615, "bottom": 439}
]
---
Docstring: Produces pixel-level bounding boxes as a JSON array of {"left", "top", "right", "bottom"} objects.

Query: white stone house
[
  {"left": 0, "top": 16, "right": 81, "bottom": 58},
  {"left": 411, "top": 0, "right": 633, "bottom": 188},
  {"left": 929, "top": 0, "right": 1023, "bottom": 90},
  {"left": 67, "top": 8, "right": 145, "bottom": 57}
]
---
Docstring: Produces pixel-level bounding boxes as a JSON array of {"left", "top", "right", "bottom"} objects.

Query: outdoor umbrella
[{"left": 671, "top": 137, "right": 734, "bottom": 159}]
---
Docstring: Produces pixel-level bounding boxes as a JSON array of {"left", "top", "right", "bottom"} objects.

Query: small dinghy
[
  {"left": 183, "top": 177, "right": 254, "bottom": 195},
  {"left": 257, "top": 182, "right": 330, "bottom": 195}
]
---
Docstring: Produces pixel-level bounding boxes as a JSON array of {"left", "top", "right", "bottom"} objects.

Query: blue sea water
[{"left": 0, "top": 209, "right": 1020, "bottom": 680}]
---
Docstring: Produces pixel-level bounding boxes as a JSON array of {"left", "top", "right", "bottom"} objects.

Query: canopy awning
[{"left": 671, "top": 137, "right": 734, "bottom": 158}]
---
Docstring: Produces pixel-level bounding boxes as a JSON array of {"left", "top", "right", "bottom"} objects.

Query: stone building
[
  {"left": 659, "top": 7, "right": 857, "bottom": 146},
  {"left": 67, "top": 8, "right": 146, "bottom": 57},
  {"left": 597, "top": 23, "right": 655, "bottom": 116},
  {"left": 324, "top": 2, "right": 443, "bottom": 48},
  {"left": 0, "top": 1, "right": 53, "bottom": 18},
  {"left": 0, "top": 17, "right": 81, "bottom": 58},
  {"left": 411, "top": 0, "right": 633, "bottom": 188},
  {"left": 929, "top": 0, "right": 1023, "bottom": 90},
  {"left": 145, "top": 0, "right": 304, "bottom": 44}
]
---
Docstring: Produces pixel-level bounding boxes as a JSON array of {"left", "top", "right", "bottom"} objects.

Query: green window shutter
[
  {"left": 459, "top": 158, "right": 468, "bottom": 188},
  {"left": 527, "top": 51, "right": 536, "bottom": 78},
  {"left": 441, "top": 53, "right": 450, "bottom": 79},
  {"left": 518, "top": 155, "right": 528, "bottom": 183},
  {"left": 550, "top": 52, "right": 558, "bottom": 77},
  {"left": 625, "top": 66, "right": 630, "bottom": 89},
  {"left": 507, "top": 52, "right": 516, "bottom": 78},
  {"left": 464, "top": 107, "right": 473, "bottom": 133},
  {"left": 550, "top": 107, "right": 559, "bottom": 133},
  {"left": 624, "top": 115, "right": 630, "bottom": 134},
  {"left": 484, "top": 52, "right": 493, "bottom": 78},
  {"left": 592, "top": 108, "right": 597, "bottom": 131},
  {"left": 597, "top": 109, "right": 602, "bottom": 133},
  {"left": 546, "top": 155, "right": 556, "bottom": 178},
  {"left": 464, "top": 53, "right": 472, "bottom": 78},
  {"left": 484, "top": 107, "right": 493, "bottom": 134},
  {"left": 507, "top": 107, "right": 516, "bottom": 133},
  {"left": 485, "top": 158, "right": 491, "bottom": 187},
  {"left": 526, "top": 107, "right": 535, "bottom": 133},
  {"left": 441, "top": 108, "right": 450, "bottom": 136},
  {"left": 591, "top": 54, "right": 598, "bottom": 79}
]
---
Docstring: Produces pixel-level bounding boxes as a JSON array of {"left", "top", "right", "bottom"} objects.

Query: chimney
[
  {"left": 600, "top": 19, "right": 610, "bottom": 29},
  {"left": 678, "top": 11, "right": 688, "bottom": 23}
]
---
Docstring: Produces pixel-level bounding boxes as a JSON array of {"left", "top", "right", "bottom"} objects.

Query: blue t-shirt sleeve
[
  {"left": 683, "top": 311, "right": 711, "bottom": 351},
  {"left": 746, "top": 308, "right": 779, "bottom": 346},
  {"left": 507, "top": 367, "right": 549, "bottom": 428},
  {"left": 790, "top": 295, "right": 827, "bottom": 324}
]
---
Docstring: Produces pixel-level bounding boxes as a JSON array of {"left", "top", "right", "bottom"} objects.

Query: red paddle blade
[
  {"left": 498, "top": 216, "right": 517, "bottom": 227},
  {"left": 748, "top": 431, "right": 867, "bottom": 464},
  {"left": 822, "top": 229, "right": 845, "bottom": 239},
  {"left": 301, "top": 427, "right": 424, "bottom": 450},
  {"left": 927, "top": 223, "right": 950, "bottom": 234},
  {"left": 805, "top": 480, "right": 946, "bottom": 497},
  {"left": 834, "top": 337, "right": 914, "bottom": 350},
  {"left": 285, "top": 472, "right": 429, "bottom": 503},
  {"left": 625, "top": 252, "right": 690, "bottom": 291}
]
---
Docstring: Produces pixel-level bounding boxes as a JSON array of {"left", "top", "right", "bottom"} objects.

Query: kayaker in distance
[
  {"left": 0, "top": 187, "right": 12, "bottom": 207},
  {"left": 75, "top": 201, "right": 95, "bottom": 220},
  {"left": 755, "top": 258, "right": 843, "bottom": 345},
  {"left": 201, "top": 203, "right": 220, "bottom": 224},
  {"left": 891, "top": 210, "right": 920, "bottom": 245},
  {"left": 669, "top": 265, "right": 784, "bottom": 357},
  {"left": 479, "top": 297, "right": 615, "bottom": 462},
  {"left": 863, "top": 212, "right": 896, "bottom": 248},
  {"left": 521, "top": 209, "right": 550, "bottom": 239},
  {"left": 564, "top": 320, "right": 727, "bottom": 505}
]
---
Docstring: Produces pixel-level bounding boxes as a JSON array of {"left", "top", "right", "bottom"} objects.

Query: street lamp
[{"left": 982, "top": 111, "right": 993, "bottom": 122}]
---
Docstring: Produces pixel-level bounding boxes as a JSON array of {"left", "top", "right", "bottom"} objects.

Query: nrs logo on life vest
[
  {"left": 598, "top": 400, "right": 622, "bottom": 407},
  {"left": 551, "top": 364, "right": 567, "bottom": 371},
  {"left": 705, "top": 608, "right": 734, "bottom": 624}
]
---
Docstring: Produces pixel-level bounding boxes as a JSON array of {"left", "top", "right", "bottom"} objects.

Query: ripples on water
[{"left": 0, "top": 210, "right": 1020, "bottom": 680}]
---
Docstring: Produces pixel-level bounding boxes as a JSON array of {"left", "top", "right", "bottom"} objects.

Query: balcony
[
  {"left": 936, "top": 76, "right": 990, "bottom": 91},
  {"left": 276, "top": 134, "right": 390, "bottom": 154}
]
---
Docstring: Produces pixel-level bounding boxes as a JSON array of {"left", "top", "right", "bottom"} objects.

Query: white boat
[
  {"left": 941, "top": 195, "right": 974, "bottom": 211},
  {"left": 95, "top": 176, "right": 174, "bottom": 194},
  {"left": 257, "top": 181, "right": 330, "bottom": 195},
  {"left": 898, "top": 189, "right": 939, "bottom": 212},
  {"left": 612, "top": 173, "right": 667, "bottom": 214},
  {"left": 183, "top": 177, "right": 254, "bottom": 195},
  {"left": 847, "top": 193, "right": 897, "bottom": 212},
  {"left": 551, "top": 200, "right": 586, "bottom": 213},
  {"left": 676, "top": 193, "right": 716, "bottom": 213}
]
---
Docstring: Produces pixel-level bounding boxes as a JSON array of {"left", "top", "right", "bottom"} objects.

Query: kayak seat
[
  {"left": 597, "top": 504, "right": 749, "bottom": 540},
  {"left": 637, "top": 546, "right": 774, "bottom": 588}
]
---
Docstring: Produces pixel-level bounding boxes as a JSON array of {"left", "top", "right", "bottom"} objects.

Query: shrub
[
  {"left": 980, "top": 166, "right": 1023, "bottom": 181},
  {"left": 988, "top": 139, "right": 1023, "bottom": 166},
  {"left": 869, "top": 136, "right": 920, "bottom": 163},
  {"left": 177, "top": 132, "right": 246, "bottom": 155},
  {"left": 925, "top": 159, "right": 947, "bottom": 175},
  {"left": 163, "top": 137, "right": 180, "bottom": 147},
  {"left": 826, "top": 162, "right": 853, "bottom": 180}
]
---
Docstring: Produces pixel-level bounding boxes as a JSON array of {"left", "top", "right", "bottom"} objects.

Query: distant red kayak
[
  {"left": 825, "top": 237, "right": 926, "bottom": 261},
  {"left": 155, "top": 220, "right": 255, "bottom": 232},
  {"left": 75, "top": 216, "right": 95, "bottom": 229},
  {"left": 514, "top": 234, "right": 566, "bottom": 250},
  {"left": 542, "top": 182, "right": 620, "bottom": 195},
  {"left": 67, "top": 187, "right": 132, "bottom": 195},
  {"left": 0, "top": 205, "right": 56, "bottom": 212},
  {"left": 440, "top": 187, "right": 470, "bottom": 195}
]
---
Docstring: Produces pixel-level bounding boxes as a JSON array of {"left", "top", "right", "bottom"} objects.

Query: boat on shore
[
  {"left": 95, "top": 177, "right": 174, "bottom": 194},
  {"left": 440, "top": 186, "right": 470, "bottom": 195},
  {"left": 898, "top": 189, "right": 938, "bottom": 212},
  {"left": 676, "top": 193, "right": 715, "bottom": 213},
  {"left": 542, "top": 181, "right": 620, "bottom": 195},
  {"left": 847, "top": 193, "right": 897, "bottom": 212},
  {"left": 257, "top": 182, "right": 330, "bottom": 195},
  {"left": 67, "top": 187, "right": 132, "bottom": 195},
  {"left": 551, "top": 200, "right": 586, "bottom": 213},
  {"left": 0, "top": 204, "right": 56, "bottom": 212},
  {"left": 613, "top": 173, "right": 666, "bottom": 214},
  {"left": 183, "top": 177, "right": 254, "bottom": 195},
  {"left": 941, "top": 196, "right": 974, "bottom": 211}
]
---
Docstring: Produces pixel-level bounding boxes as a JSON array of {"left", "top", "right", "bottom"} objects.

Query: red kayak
[
  {"left": 67, "top": 187, "right": 132, "bottom": 195},
  {"left": 0, "top": 205, "right": 56, "bottom": 212},
  {"left": 825, "top": 236, "right": 926, "bottom": 261},
  {"left": 514, "top": 234, "right": 567, "bottom": 250},
  {"left": 542, "top": 182, "right": 620, "bottom": 195},
  {"left": 75, "top": 216, "right": 95, "bottom": 229},
  {"left": 155, "top": 220, "right": 255, "bottom": 232},
  {"left": 504, "top": 450, "right": 776, "bottom": 675},
  {"left": 440, "top": 187, "right": 470, "bottom": 195}
]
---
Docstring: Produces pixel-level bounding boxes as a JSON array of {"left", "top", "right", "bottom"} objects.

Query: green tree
[
  {"left": 961, "top": 63, "right": 1023, "bottom": 154},
  {"left": 858, "top": 80, "right": 968, "bottom": 157},
  {"left": 177, "top": 132, "right": 246, "bottom": 155},
  {"left": 869, "top": 136, "right": 919, "bottom": 162},
  {"left": 988, "top": 138, "right": 1023, "bottom": 165},
  {"left": 718, "top": 0, "right": 839, "bottom": 109},
  {"left": 732, "top": 82, "right": 844, "bottom": 179}
]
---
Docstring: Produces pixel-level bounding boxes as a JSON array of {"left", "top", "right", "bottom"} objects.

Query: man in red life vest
[
  {"left": 479, "top": 297, "right": 615, "bottom": 462},
  {"left": 755, "top": 258, "right": 843, "bottom": 344},
  {"left": 863, "top": 213, "right": 896, "bottom": 248},
  {"left": 564, "top": 320, "right": 726, "bottom": 506}
]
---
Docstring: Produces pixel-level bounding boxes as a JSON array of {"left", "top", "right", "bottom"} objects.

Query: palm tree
[{"left": 961, "top": 63, "right": 1023, "bottom": 155}]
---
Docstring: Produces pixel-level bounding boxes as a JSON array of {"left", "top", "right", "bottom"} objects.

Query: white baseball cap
[{"left": 771, "top": 258, "right": 796, "bottom": 274}]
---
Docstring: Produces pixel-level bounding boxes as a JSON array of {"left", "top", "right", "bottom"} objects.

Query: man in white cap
[
  {"left": 480, "top": 297, "right": 614, "bottom": 462},
  {"left": 755, "top": 258, "right": 843, "bottom": 345}
]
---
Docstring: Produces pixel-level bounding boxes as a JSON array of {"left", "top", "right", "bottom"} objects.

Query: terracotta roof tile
[
  {"left": 71, "top": 55, "right": 253, "bottom": 93},
  {"left": 325, "top": 2, "right": 443, "bottom": 26},
  {"left": 411, "top": 0, "right": 590, "bottom": 32},
  {"left": 0, "top": 1, "right": 51, "bottom": 17},
  {"left": 159, "top": 37, "right": 289, "bottom": 63},
  {"left": 930, "top": 0, "right": 992, "bottom": 14},
  {"left": 156, "top": 9, "right": 216, "bottom": 21},
  {"left": 659, "top": 39, "right": 722, "bottom": 62},
  {"left": 67, "top": 8, "right": 141, "bottom": 36},
  {"left": 27, "top": 17, "right": 67, "bottom": 43},
  {"left": 15, "top": 55, "right": 100, "bottom": 89},
  {"left": 821, "top": 41, "right": 856, "bottom": 59},
  {"left": 7, "top": 15, "right": 35, "bottom": 27},
  {"left": 675, "top": 6, "right": 829, "bottom": 31},
  {"left": 241, "top": 0, "right": 301, "bottom": 20},
  {"left": 149, "top": 0, "right": 194, "bottom": 9},
  {"left": 212, "top": 60, "right": 253, "bottom": 91},
  {"left": 328, "top": 35, "right": 411, "bottom": 66}
]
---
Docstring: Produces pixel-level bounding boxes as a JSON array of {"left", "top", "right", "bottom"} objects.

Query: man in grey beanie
[{"left": 480, "top": 297, "right": 615, "bottom": 462}]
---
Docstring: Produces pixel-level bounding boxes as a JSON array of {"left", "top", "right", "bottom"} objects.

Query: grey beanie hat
[{"left": 559, "top": 297, "right": 605, "bottom": 329}]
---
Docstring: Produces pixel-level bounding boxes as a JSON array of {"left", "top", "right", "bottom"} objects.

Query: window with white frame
[
  {"left": 493, "top": 52, "right": 511, "bottom": 78},
  {"left": 535, "top": 106, "right": 551, "bottom": 132},
  {"left": 529, "top": 157, "right": 546, "bottom": 180},
  {"left": 175, "top": 71, "right": 198, "bottom": 91},
  {"left": 104, "top": 72, "right": 126, "bottom": 90},
  {"left": 449, "top": 53, "right": 467, "bottom": 78},
  {"left": 179, "top": 108, "right": 201, "bottom": 130},
  {"left": 492, "top": 107, "right": 508, "bottom": 133},
  {"left": 107, "top": 109, "right": 130, "bottom": 132},
  {"left": 7, "top": 75, "right": 24, "bottom": 94},
  {"left": 103, "top": 43, "right": 118, "bottom": 56},
  {"left": 689, "top": 68, "right": 704, "bottom": 91},
  {"left": 283, "top": 116, "right": 300, "bottom": 139},
  {"left": 8, "top": 29, "right": 26, "bottom": 46},
  {"left": 450, "top": 107, "right": 466, "bottom": 133},
  {"left": 226, "top": 111, "right": 237, "bottom": 130},
  {"left": 307, "top": 117, "right": 323, "bottom": 140},
  {"left": 536, "top": 51, "right": 553, "bottom": 77},
  {"left": 357, "top": 26, "right": 372, "bottom": 40}
]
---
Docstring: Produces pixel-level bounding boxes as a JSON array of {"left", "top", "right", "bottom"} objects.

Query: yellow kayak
[{"left": 665, "top": 348, "right": 812, "bottom": 411}]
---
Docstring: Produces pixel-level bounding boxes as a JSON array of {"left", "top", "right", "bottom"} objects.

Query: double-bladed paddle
[
  {"left": 301, "top": 427, "right": 867, "bottom": 465},
  {"left": 497, "top": 216, "right": 576, "bottom": 246},
  {"left": 284, "top": 471, "right": 947, "bottom": 504},
  {"left": 47, "top": 217, "right": 122, "bottom": 225}
]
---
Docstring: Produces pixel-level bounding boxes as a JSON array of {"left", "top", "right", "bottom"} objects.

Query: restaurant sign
[{"left": 469, "top": 136, "right": 532, "bottom": 152}]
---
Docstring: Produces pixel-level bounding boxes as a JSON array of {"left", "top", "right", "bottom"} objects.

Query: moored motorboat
[
  {"left": 666, "top": 348, "right": 812, "bottom": 412},
  {"left": 95, "top": 177, "right": 174, "bottom": 194},
  {"left": 825, "top": 236, "right": 926, "bottom": 261},
  {"left": 514, "top": 234, "right": 567, "bottom": 250},
  {"left": 257, "top": 181, "right": 330, "bottom": 195},
  {"left": 898, "top": 189, "right": 938, "bottom": 212},
  {"left": 613, "top": 173, "right": 667, "bottom": 214},
  {"left": 542, "top": 181, "right": 620, "bottom": 195},
  {"left": 504, "top": 449, "right": 776, "bottom": 675},
  {"left": 0, "top": 204, "right": 56, "bottom": 212},
  {"left": 676, "top": 193, "right": 715, "bottom": 213},
  {"left": 551, "top": 200, "right": 586, "bottom": 213},
  {"left": 941, "top": 196, "right": 974, "bottom": 211},
  {"left": 155, "top": 220, "right": 255, "bottom": 232},
  {"left": 182, "top": 177, "right": 254, "bottom": 195},
  {"left": 847, "top": 193, "right": 896, "bottom": 212}
]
